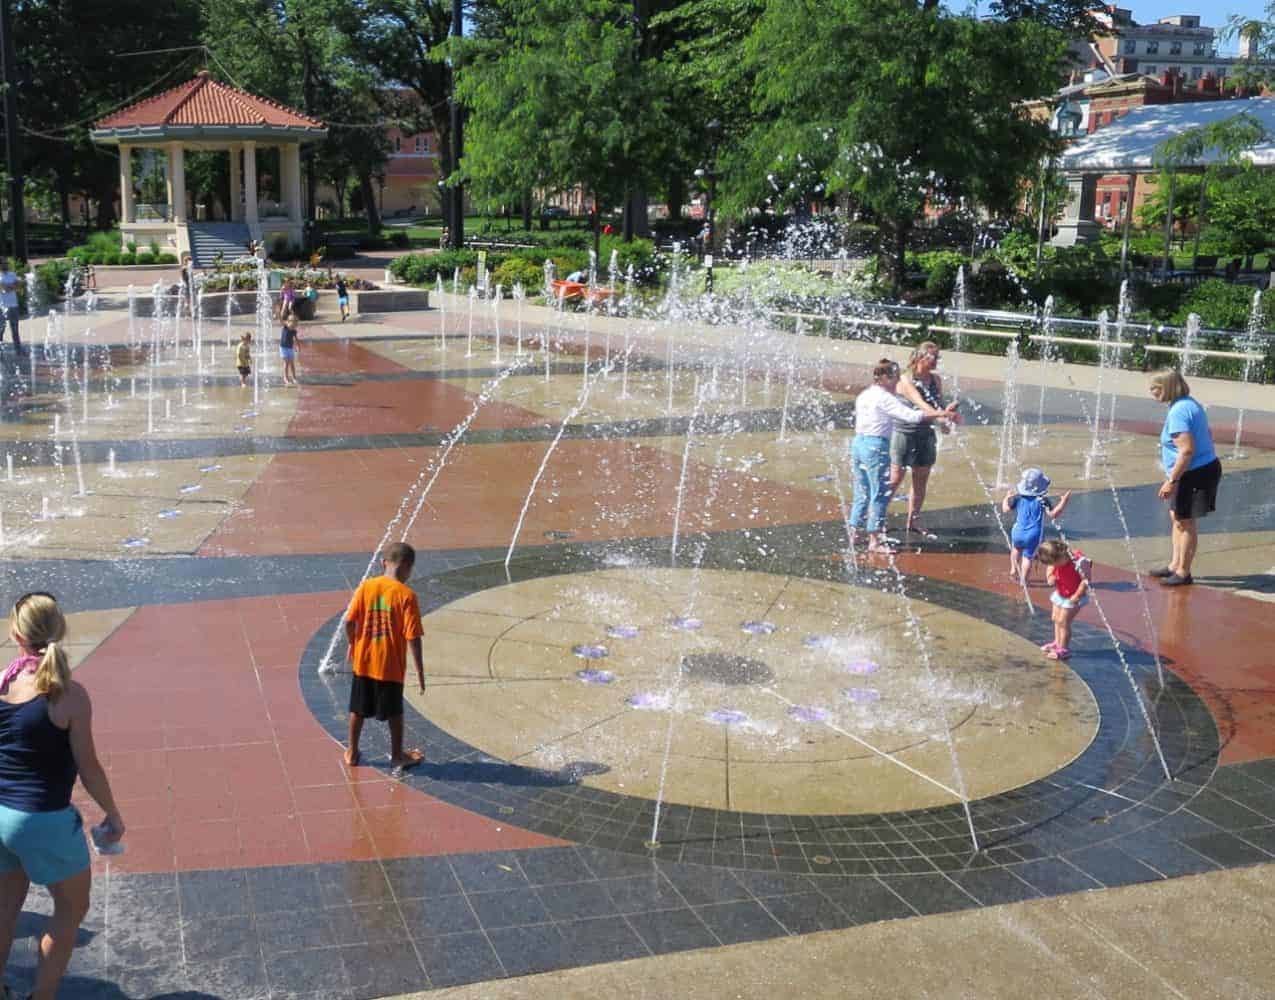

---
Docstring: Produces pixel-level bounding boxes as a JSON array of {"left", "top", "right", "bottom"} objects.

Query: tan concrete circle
[{"left": 411, "top": 568, "right": 1099, "bottom": 815}]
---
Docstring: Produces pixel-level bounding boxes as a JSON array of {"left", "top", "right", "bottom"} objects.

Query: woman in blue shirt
[{"left": 1149, "top": 369, "right": 1221, "bottom": 587}]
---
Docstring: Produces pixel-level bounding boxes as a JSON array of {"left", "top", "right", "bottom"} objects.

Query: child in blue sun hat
[{"left": 1002, "top": 467, "right": 1071, "bottom": 587}]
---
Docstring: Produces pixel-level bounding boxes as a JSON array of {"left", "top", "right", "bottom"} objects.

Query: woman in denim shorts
[{"left": 0, "top": 594, "right": 124, "bottom": 999}]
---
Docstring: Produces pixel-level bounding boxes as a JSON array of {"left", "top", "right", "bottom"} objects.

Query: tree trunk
[
  {"left": 521, "top": 191, "right": 533, "bottom": 230},
  {"left": 667, "top": 174, "right": 685, "bottom": 220},
  {"left": 889, "top": 219, "right": 909, "bottom": 296},
  {"left": 56, "top": 171, "right": 72, "bottom": 235},
  {"left": 334, "top": 179, "right": 347, "bottom": 219},
  {"left": 622, "top": 186, "right": 634, "bottom": 242},
  {"left": 592, "top": 195, "right": 602, "bottom": 263},
  {"left": 629, "top": 187, "right": 650, "bottom": 237},
  {"left": 359, "top": 172, "right": 381, "bottom": 233},
  {"left": 94, "top": 179, "right": 115, "bottom": 229}
]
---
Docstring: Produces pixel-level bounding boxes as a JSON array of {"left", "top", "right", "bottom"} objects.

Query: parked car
[{"left": 541, "top": 206, "right": 570, "bottom": 219}]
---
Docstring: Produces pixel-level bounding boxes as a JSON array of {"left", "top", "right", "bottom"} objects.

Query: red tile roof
[{"left": 95, "top": 71, "right": 325, "bottom": 130}]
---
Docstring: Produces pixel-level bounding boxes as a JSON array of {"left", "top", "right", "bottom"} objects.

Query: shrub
[
  {"left": 86, "top": 231, "right": 119, "bottom": 254},
  {"left": 149, "top": 240, "right": 161, "bottom": 256},
  {"left": 126, "top": 241, "right": 138, "bottom": 255},
  {"left": 105, "top": 252, "right": 122, "bottom": 266},
  {"left": 390, "top": 250, "right": 483, "bottom": 286},
  {"left": 33, "top": 259, "right": 74, "bottom": 304},
  {"left": 492, "top": 257, "right": 544, "bottom": 291},
  {"left": 135, "top": 252, "right": 156, "bottom": 265},
  {"left": 156, "top": 253, "right": 177, "bottom": 264},
  {"left": 119, "top": 253, "right": 136, "bottom": 266},
  {"left": 603, "top": 237, "right": 657, "bottom": 281},
  {"left": 1170, "top": 279, "right": 1274, "bottom": 330}
]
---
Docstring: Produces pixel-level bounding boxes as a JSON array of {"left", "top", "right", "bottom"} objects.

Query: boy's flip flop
[{"left": 390, "top": 749, "right": 425, "bottom": 777}]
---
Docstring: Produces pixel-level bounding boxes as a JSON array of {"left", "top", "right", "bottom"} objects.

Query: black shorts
[
  {"left": 237, "top": 366, "right": 251, "bottom": 377},
  {"left": 1172, "top": 457, "right": 1221, "bottom": 520},
  {"left": 348, "top": 674, "right": 404, "bottom": 721}
]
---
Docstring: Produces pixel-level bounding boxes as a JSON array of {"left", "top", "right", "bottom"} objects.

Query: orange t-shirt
[{"left": 346, "top": 576, "right": 423, "bottom": 683}]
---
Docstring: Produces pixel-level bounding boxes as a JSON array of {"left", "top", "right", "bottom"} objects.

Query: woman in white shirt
[{"left": 851, "top": 359, "right": 956, "bottom": 553}]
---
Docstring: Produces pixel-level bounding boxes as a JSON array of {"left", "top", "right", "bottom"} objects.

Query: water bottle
[{"left": 90, "top": 820, "right": 125, "bottom": 856}]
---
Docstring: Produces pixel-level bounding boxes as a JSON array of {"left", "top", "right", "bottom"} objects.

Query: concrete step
[{"left": 188, "top": 223, "right": 251, "bottom": 268}]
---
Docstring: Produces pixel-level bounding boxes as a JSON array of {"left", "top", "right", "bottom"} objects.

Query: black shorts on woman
[{"left": 1172, "top": 457, "right": 1221, "bottom": 520}]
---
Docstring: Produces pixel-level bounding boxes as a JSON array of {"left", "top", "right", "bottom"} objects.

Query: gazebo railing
[{"left": 133, "top": 203, "right": 172, "bottom": 222}]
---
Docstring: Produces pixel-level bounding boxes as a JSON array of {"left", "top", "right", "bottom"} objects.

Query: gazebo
[
  {"left": 1053, "top": 96, "right": 1275, "bottom": 259},
  {"left": 90, "top": 71, "right": 328, "bottom": 265}
]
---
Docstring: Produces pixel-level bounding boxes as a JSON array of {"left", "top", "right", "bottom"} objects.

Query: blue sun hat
[{"left": 1017, "top": 468, "right": 1051, "bottom": 497}]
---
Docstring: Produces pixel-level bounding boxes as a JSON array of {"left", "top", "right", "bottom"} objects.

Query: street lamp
[{"left": 696, "top": 119, "right": 723, "bottom": 293}]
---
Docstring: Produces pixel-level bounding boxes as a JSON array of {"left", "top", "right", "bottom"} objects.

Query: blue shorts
[
  {"left": 280, "top": 347, "right": 296, "bottom": 361},
  {"left": 337, "top": 295, "right": 349, "bottom": 307},
  {"left": 0, "top": 803, "right": 90, "bottom": 885},
  {"left": 1011, "top": 528, "right": 1043, "bottom": 558},
  {"left": 1051, "top": 592, "right": 1089, "bottom": 611}
]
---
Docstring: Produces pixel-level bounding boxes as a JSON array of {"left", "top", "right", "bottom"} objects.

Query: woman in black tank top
[
  {"left": 0, "top": 593, "right": 123, "bottom": 998},
  {"left": 888, "top": 342, "right": 960, "bottom": 536}
]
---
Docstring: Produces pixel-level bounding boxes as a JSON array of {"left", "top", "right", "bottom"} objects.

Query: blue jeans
[{"left": 850, "top": 435, "right": 892, "bottom": 532}]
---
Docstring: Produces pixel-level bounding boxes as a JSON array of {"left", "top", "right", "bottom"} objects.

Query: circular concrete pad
[{"left": 412, "top": 568, "right": 1099, "bottom": 814}]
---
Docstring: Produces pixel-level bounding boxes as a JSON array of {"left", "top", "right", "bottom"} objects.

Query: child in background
[
  {"left": 236, "top": 332, "right": 252, "bottom": 387},
  {"left": 336, "top": 274, "right": 349, "bottom": 322},
  {"left": 1002, "top": 468, "right": 1071, "bottom": 586},
  {"left": 279, "top": 314, "right": 300, "bottom": 386},
  {"left": 1037, "top": 539, "right": 1090, "bottom": 660}
]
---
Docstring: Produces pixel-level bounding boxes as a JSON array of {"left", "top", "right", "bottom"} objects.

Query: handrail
[{"left": 767, "top": 309, "right": 1265, "bottom": 365}]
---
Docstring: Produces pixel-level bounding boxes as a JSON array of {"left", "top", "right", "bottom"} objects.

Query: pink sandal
[
  {"left": 1045, "top": 647, "right": 1071, "bottom": 660},
  {"left": 1040, "top": 641, "right": 1057, "bottom": 653}
]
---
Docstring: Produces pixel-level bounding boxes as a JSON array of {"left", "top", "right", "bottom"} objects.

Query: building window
[
  {"left": 1191, "top": 66, "right": 1202, "bottom": 80},
  {"left": 1170, "top": 41, "right": 1181, "bottom": 54},
  {"left": 414, "top": 136, "right": 428, "bottom": 154},
  {"left": 1123, "top": 39, "right": 1136, "bottom": 54},
  {"left": 394, "top": 137, "right": 402, "bottom": 153},
  {"left": 1193, "top": 42, "right": 1206, "bottom": 55},
  {"left": 1144, "top": 65, "right": 1157, "bottom": 75},
  {"left": 1145, "top": 40, "right": 1159, "bottom": 54}
]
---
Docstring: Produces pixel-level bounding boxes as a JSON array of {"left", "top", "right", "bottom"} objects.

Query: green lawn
[{"left": 317, "top": 215, "right": 592, "bottom": 249}]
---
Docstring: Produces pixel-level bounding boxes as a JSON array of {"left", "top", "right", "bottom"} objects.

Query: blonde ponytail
[
  {"left": 10, "top": 593, "right": 69, "bottom": 701},
  {"left": 34, "top": 640, "right": 70, "bottom": 701}
]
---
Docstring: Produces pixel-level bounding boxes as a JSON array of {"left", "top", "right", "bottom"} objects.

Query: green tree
[
  {"left": 454, "top": 0, "right": 677, "bottom": 257},
  {"left": 202, "top": 0, "right": 371, "bottom": 222},
  {"left": 1203, "top": 169, "right": 1275, "bottom": 262},
  {"left": 9, "top": 0, "right": 202, "bottom": 230},
  {"left": 1145, "top": 111, "right": 1273, "bottom": 259},
  {"left": 731, "top": 0, "right": 1065, "bottom": 290},
  {"left": 342, "top": 1, "right": 456, "bottom": 199},
  {"left": 651, "top": 0, "right": 764, "bottom": 222}
]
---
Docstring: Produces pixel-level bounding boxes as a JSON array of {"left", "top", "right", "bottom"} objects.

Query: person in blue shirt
[
  {"left": 1149, "top": 369, "right": 1221, "bottom": 587},
  {"left": 1002, "top": 467, "right": 1071, "bottom": 587}
]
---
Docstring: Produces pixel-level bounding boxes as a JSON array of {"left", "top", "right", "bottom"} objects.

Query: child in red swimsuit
[{"left": 1036, "top": 539, "right": 1090, "bottom": 661}]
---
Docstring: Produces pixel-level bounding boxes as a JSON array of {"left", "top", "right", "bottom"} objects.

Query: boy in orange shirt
[{"left": 344, "top": 542, "right": 425, "bottom": 772}]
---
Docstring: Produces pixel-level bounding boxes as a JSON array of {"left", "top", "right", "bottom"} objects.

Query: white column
[
  {"left": 228, "top": 144, "right": 242, "bottom": 222},
  {"left": 243, "top": 141, "right": 258, "bottom": 224},
  {"left": 286, "top": 144, "right": 303, "bottom": 222},
  {"left": 118, "top": 145, "right": 134, "bottom": 224},
  {"left": 168, "top": 143, "right": 186, "bottom": 224}
]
